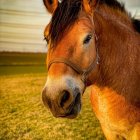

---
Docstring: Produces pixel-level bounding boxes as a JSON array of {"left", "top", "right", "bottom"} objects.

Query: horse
[{"left": 42, "top": 0, "right": 140, "bottom": 139}]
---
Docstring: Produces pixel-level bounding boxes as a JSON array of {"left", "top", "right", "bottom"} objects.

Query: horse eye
[{"left": 83, "top": 34, "right": 92, "bottom": 44}]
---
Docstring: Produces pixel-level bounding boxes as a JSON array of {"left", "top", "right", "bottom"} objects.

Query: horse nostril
[{"left": 60, "top": 90, "right": 70, "bottom": 107}]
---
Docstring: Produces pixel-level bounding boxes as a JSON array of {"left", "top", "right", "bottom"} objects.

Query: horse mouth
[{"left": 57, "top": 92, "right": 81, "bottom": 119}]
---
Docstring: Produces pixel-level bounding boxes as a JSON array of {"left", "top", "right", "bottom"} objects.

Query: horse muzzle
[{"left": 42, "top": 76, "right": 84, "bottom": 119}]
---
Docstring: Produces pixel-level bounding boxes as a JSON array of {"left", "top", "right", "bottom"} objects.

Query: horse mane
[
  {"left": 99, "top": 0, "right": 125, "bottom": 12},
  {"left": 132, "top": 19, "right": 140, "bottom": 33},
  {"left": 49, "top": 0, "right": 82, "bottom": 44},
  {"left": 49, "top": 0, "right": 140, "bottom": 44}
]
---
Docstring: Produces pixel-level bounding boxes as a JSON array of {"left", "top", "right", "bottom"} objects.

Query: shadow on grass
[
  {"left": 0, "top": 65, "right": 46, "bottom": 76},
  {"left": 0, "top": 52, "right": 47, "bottom": 76}
]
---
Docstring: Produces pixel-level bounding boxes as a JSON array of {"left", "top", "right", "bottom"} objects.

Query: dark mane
[
  {"left": 99, "top": 0, "right": 125, "bottom": 12},
  {"left": 132, "top": 18, "right": 140, "bottom": 33},
  {"left": 49, "top": 0, "right": 82, "bottom": 44},
  {"left": 49, "top": 0, "right": 140, "bottom": 44}
]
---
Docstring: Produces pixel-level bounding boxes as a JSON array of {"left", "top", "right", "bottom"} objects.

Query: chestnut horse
[{"left": 42, "top": 0, "right": 140, "bottom": 139}]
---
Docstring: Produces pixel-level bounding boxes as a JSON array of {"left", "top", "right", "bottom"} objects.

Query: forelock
[{"left": 49, "top": 0, "right": 82, "bottom": 44}]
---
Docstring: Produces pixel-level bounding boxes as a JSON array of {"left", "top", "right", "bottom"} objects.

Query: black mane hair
[
  {"left": 99, "top": 0, "right": 125, "bottom": 12},
  {"left": 49, "top": 0, "right": 140, "bottom": 44},
  {"left": 132, "top": 19, "right": 140, "bottom": 33},
  {"left": 49, "top": 0, "right": 82, "bottom": 44}
]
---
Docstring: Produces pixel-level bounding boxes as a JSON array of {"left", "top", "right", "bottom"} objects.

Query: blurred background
[
  {"left": 0, "top": 0, "right": 50, "bottom": 52},
  {"left": 0, "top": 0, "right": 140, "bottom": 140},
  {"left": 0, "top": 0, "right": 140, "bottom": 52}
]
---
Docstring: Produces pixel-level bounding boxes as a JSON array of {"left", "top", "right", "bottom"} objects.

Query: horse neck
[
  {"left": 94, "top": 5, "right": 136, "bottom": 38},
  {"left": 93, "top": 5, "right": 140, "bottom": 106}
]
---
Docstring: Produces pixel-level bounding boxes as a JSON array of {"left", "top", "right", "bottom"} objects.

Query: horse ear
[
  {"left": 83, "top": 0, "right": 98, "bottom": 15},
  {"left": 43, "top": 0, "right": 58, "bottom": 14}
]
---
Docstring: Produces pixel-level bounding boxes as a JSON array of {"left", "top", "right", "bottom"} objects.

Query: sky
[{"left": 0, "top": 0, "right": 140, "bottom": 52}]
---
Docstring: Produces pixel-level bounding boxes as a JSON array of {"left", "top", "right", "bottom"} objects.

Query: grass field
[{"left": 0, "top": 52, "right": 105, "bottom": 140}]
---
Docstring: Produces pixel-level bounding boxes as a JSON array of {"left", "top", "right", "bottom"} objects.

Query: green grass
[{"left": 0, "top": 52, "right": 105, "bottom": 140}]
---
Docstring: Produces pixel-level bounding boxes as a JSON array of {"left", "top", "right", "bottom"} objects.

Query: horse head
[{"left": 42, "top": 0, "right": 99, "bottom": 118}]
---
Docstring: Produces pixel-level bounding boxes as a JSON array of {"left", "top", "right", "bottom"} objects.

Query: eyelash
[
  {"left": 83, "top": 34, "right": 92, "bottom": 44},
  {"left": 44, "top": 37, "right": 49, "bottom": 44}
]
